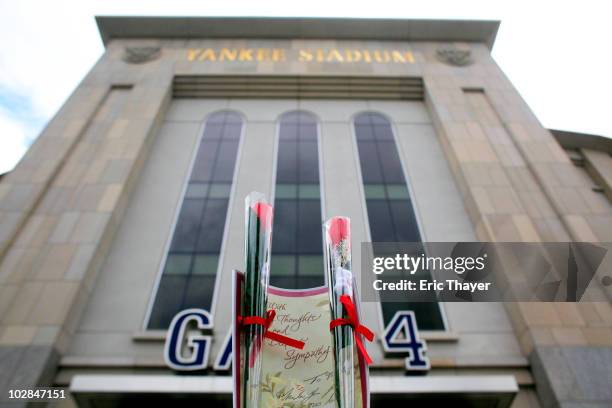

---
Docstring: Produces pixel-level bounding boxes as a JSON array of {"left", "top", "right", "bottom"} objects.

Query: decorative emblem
[
  {"left": 122, "top": 46, "right": 161, "bottom": 64},
  {"left": 436, "top": 47, "right": 473, "bottom": 67}
]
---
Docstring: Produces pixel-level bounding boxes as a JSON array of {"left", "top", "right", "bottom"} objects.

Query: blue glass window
[
  {"left": 147, "top": 111, "right": 242, "bottom": 329},
  {"left": 271, "top": 111, "right": 324, "bottom": 289},
  {"left": 354, "top": 112, "right": 445, "bottom": 331}
]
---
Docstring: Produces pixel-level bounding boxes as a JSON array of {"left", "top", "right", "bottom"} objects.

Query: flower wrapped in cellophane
[
  {"left": 242, "top": 191, "right": 274, "bottom": 407},
  {"left": 325, "top": 216, "right": 355, "bottom": 408},
  {"left": 324, "top": 216, "right": 374, "bottom": 408}
]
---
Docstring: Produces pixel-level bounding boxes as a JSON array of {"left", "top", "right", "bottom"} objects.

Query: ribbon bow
[
  {"left": 329, "top": 295, "right": 375, "bottom": 365},
  {"left": 240, "top": 309, "right": 306, "bottom": 350}
]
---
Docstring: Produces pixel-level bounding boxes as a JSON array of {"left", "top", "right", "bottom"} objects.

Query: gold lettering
[
  {"left": 187, "top": 49, "right": 201, "bottom": 62},
  {"left": 257, "top": 48, "right": 271, "bottom": 62},
  {"left": 272, "top": 48, "right": 287, "bottom": 62},
  {"left": 345, "top": 50, "right": 362, "bottom": 62},
  {"left": 326, "top": 49, "right": 344, "bottom": 62},
  {"left": 239, "top": 49, "right": 253, "bottom": 61},
  {"left": 198, "top": 48, "right": 217, "bottom": 61},
  {"left": 186, "top": 47, "right": 416, "bottom": 64},
  {"left": 219, "top": 48, "right": 237, "bottom": 61},
  {"left": 373, "top": 50, "right": 391, "bottom": 63},
  {"left": 298, "top": 49, "right": 313, "bottom": 62},
  {"left": 315, "top": 49, "right": 325, "bottom": 63},
  {"left": 391, "top": 51, "right": 406, "bottom": 63},
  {"left": 404, "top": 51, "right": 415, "bottom": 63}
]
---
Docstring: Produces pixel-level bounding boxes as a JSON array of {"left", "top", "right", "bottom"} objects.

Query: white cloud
[
  {"left": 0, "top": 0, "right": 101, "bottom": 117},
  {"left": 0, "top": 112, "right": 29, "bottom": 174}
]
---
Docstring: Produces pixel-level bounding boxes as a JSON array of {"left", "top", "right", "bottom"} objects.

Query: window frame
[
  {"left": 351, "top": 110, "right": 448, "bottom": 332},
  {"left": 143, "top": 110, "right": 246, "bottom": 329},
  {"left": 270, "top": 109, "right": 328, "bottom": 289}
]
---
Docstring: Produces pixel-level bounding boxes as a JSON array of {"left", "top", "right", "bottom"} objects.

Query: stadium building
[{"left": 0, "top": 16, "right": 611, "bottom": 408}]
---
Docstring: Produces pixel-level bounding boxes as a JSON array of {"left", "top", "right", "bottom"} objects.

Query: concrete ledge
[
  {"left": 70, "top": 374, "right": 518, "bottom": 407},
  {"left": 95, "top": 16, "right": 500, "bottom": 49},
  {"left": 71, "top": 374, "right": 232, "bottom": 394},
  {"left": 550, "top": 129, "right": 612, "bottom": 153},
  {"left": 70, "top": 373, "right": 517, "bottom": 394},
  {"left": 530, "top": 346, "right": 612, "bottom": 408}
]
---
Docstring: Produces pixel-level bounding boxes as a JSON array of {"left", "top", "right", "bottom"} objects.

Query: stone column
[
  {"left": 0, "top": 42, "right": 172, "bottom": 407},
  {"left": 425, "top": 45, "right": 612, "bottom": 407},
  {"left": 423, "top": 43, "right": 612, "bottom": 408}
]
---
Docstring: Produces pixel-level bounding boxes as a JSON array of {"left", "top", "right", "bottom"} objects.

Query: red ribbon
[
  {"left": 240, "top": 309, "right": 306, "bottom": 350},
  {"left": 329, "top": 295, "right": 375, "bottom": 365}
]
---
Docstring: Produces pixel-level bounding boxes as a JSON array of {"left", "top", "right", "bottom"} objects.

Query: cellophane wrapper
[
  {"left": 242, "top": 192, "right": 273, "bottom": 407},
  {"left": 324, "top": 216, "right": 355, "bottom": 408}
]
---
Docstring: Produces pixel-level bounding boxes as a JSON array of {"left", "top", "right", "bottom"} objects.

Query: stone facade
[{"left": 0, "top": 17, "right": 610, "bottom": 408}]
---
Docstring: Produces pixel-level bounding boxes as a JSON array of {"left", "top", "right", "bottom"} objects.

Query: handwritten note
[{"left": 260, "top": 290, "right": 363, "bottom": 408}]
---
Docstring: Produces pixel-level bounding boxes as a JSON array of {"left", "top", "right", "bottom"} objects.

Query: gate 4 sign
[
  {"left": 382, "top": 311, "right": 430, "bottom": 371},
  {"left": 164, "top": 309, "right": 213, "bottom": 371},
  {"left": 164, "top": 309, "right": 234, "bottom": 372},
  {"left": 213, "top": 330, "right": 233, "bottom": 371}
]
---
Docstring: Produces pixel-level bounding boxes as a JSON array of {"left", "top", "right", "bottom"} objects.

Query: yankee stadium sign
[{"left": 187, "top": 47, "right": 416, "bottom": 64}]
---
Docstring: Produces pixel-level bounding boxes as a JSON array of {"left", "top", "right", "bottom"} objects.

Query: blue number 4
[{"left": 382, "top": 311, "right": 430, "bottom": 371}]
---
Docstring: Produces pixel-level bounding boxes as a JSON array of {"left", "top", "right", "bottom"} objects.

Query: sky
[{"left": 0, "top": 0, "right": 610, "bottom": 174}]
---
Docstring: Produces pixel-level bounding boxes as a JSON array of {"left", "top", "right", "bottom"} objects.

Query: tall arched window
[
  {"left": 271, "top": 111, "right": 324, "bottom": 289},
  {"left": 354, "top": 112, "right": 445, "bottom": 331},
  {"left": 147, "top": 111, "right": 243, "bottom": 329}
]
